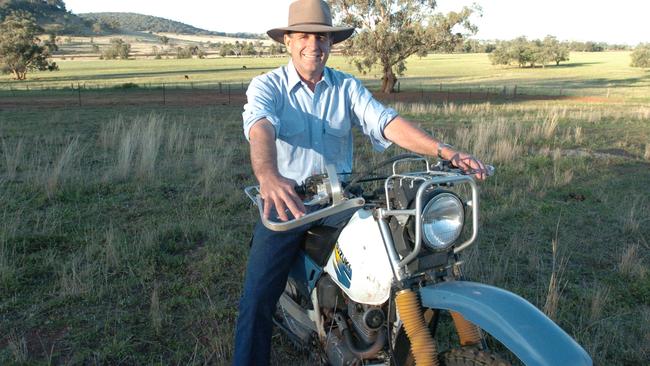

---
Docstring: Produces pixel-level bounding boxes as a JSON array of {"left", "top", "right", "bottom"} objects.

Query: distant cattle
[
  {"left": 184, "top": 75, "right": 189, "bottom": 80},
  {"left": 242, "top": 65, "right": 247, "bottom": 70}
]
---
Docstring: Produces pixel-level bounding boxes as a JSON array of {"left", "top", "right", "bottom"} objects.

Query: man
[{"left": 233, "top": 0, "right": 487, "bottom": 364}]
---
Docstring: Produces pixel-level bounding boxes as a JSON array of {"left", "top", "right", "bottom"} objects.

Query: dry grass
[
  {"left": 543, "top": 218, "right": 569, "bottom": 321},
  {"left": 150, "top": 282, "right": 162, "bottom": 335},
  {"left": 589, "top": 285, "right": 610, "bottom": 323},
  {"left": 619, "top": 243, "right": 647, "bottom": 279},
  {"left": 45, "top": 137, "right": 80, "bottom": 197},
  {"left": 1, "top": 138, "right": 24, "bottom": 180},
  {"left": 58, "top": 255, "right": 94, "bottom": 297}
]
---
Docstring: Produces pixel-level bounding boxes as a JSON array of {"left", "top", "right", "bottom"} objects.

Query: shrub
[{"left": 630, "top": 43, "right": 650, "bottom": 68}]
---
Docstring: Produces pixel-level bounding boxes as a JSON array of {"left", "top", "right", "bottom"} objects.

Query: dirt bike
[{"left": 245, "top": 154, "right": 592, "bottom": 366}]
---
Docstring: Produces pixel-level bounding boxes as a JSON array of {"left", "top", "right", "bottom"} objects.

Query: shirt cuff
[
  {"left": 243, "top": 113, "right": 280, "bottom": 141},
  {"left": 373, "top": 107, "right": 398, "bottom": 151}
]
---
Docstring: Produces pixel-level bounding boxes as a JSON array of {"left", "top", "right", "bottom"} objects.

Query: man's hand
[
  {"left": 448, "top": 150, "right": 488, "bottom": 180},
  {"left": 259, "top": 174, "right": 306, "bottom": 221},
  {"left": 249, "top": 119, "right": 306, "bottom": 221},
  {"left": 383, "top": 117, "right": 489, "bottom": 181}
]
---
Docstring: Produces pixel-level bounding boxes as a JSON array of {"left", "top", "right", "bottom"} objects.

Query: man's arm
[
  {"left": 249, "top": 119, "right": 305, "bottom": 221},
  {"left": 383, "top": 116, "right": 487, "bottom": 180}
]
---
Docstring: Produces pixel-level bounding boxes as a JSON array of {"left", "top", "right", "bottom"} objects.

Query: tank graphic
[{"left": 324, "top": 209, "right": 393, "bottom": 305}]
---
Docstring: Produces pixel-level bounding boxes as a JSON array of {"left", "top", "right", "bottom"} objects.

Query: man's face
[{"left": 284, "top": 32, "right": 332, "bottom": 79}]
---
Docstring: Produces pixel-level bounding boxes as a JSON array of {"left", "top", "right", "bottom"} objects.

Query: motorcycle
[{"left": 244, "top": 154, "right": 592, "bottom": 366}]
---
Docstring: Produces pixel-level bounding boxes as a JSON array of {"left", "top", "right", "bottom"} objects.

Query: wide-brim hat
[{"left": 267, "top": 0, "right": 355, "bottom": 44}]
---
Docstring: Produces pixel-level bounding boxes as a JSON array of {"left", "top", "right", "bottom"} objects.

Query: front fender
[{"left": 419, "top": 281, "right": 592, "bottom": 366}]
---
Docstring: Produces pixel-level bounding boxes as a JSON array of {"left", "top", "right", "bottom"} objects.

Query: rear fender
[{"left": 419, "top": 281, "right": 592, "bottom": 366}]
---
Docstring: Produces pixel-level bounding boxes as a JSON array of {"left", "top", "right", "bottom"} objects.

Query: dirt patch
[{"left": 0, "top": 89, "right": 621, "bottom": 110}]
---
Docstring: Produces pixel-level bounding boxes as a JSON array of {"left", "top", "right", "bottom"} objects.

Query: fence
[{"left": 0, "top": 78, "right": 613, "bottom": 109}]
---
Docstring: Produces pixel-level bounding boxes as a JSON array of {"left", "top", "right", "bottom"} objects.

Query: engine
[{"left": 318, "top": 275, "right": 387, "bottom": 366}]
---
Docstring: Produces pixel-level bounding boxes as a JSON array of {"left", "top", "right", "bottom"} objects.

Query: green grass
[
  {"left": 0, "top": 50, "right": 648, "bottom": 365},
  {"left": 2, "top": 52, "right": 649, "bottom": 101},
  {"left": 0, "top": 96, "right": 648, "bottom": 364}
]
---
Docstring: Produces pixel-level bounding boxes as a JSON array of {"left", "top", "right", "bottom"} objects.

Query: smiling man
[{"left": 233, "top": 0, "right": 487, "bottom": 364}]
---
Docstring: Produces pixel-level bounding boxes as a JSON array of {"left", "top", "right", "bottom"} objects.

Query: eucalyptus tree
[
  {"left": 0, "top": 11, "right": 58, "bottom": 80},
  {"left": 328, "top": 0, "right": 477, "bottom": 93}
]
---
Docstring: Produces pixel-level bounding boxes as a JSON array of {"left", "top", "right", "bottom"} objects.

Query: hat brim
[{"left": 267, "top": 25, "right": 354, "bottom": 44}]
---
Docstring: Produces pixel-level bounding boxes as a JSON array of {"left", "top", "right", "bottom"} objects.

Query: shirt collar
[
  {"left": 286, "top": 60, "right": 332, "bottom": 91},
  {"left": 287, "top": 60, "right": 302, "bottom": 90}
]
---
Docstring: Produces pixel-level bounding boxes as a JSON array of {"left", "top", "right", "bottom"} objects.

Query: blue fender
[{"left": 419, "top": 281, "right": 592, "bottom": 366}]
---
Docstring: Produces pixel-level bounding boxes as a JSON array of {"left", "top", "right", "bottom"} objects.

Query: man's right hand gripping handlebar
[{"left": 259, "top": 174, "right": 306, "bottom": 221}]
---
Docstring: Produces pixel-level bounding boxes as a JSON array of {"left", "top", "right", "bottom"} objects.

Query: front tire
[{"left": 440, "top": 348, "right": 510, "bottom": 366}]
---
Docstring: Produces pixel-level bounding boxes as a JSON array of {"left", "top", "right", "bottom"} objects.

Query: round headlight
[{"left": 421, "top": 192, "right": 464, "bottom": 251}]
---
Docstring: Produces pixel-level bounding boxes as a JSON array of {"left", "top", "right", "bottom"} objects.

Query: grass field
[
  {"left": 1, "top": 51, "right": 649, "bottom": 101},
  {"left": 0, "top": 52, "right": 649, "bottom": 365}
]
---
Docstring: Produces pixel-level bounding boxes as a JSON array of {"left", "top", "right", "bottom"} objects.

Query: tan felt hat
[{"left": 267, "top": 0, "right": 355, "bottom": 44}]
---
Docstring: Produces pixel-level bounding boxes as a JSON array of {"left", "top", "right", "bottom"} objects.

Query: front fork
[{"left": 394, "top": 263, "right": 483, "bottom": 365}]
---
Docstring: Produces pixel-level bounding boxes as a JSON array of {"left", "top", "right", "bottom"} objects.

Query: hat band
[{"left": 288, "top": 22, "right": 332, "bottom": 27}]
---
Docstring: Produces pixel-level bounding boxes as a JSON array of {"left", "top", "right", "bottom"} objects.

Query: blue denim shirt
[{"left": 243, "top": 61, "right": 398, "bottom": 184}]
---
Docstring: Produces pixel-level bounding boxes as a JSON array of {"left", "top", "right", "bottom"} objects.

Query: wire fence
[{"left": 0, "top": 79, "right": 615, "bottom": 109}]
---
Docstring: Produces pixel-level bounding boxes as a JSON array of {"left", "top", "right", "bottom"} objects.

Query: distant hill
[
  {"left": 0, "top": 1, "right": 264, "bottom": 39},
  {"left": 79, "top": 12, "right": 264, "bottom": 39},
  {"left": 0, "top": 0, "right": 93, "bottom": 34}
]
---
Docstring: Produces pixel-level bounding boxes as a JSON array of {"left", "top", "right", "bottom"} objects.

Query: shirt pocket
[
  {"left": 323, "top": 118, "right": 351, "bottom": 137},
  {"left": 323, "top": 119, "right": 351, "bottom": 162}
]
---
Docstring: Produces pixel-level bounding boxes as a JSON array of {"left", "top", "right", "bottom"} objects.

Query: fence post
[
  {"left": 219, "top": 82, "right": 222, "bottom": 94},
  {"left": 77, "top": 83, "right": 82, "bottom": 106},
  {"left": 397, "top": 81, "right": 400, "bottom": 93},
  {"left": 162, "top": 83, "right": 166, "bottom": 105},
  {"left": 513, "top": 85, "right": 517, "bottom": 99},
  {"left": 228, "top": 84, "right": 231, "bottom": 104}
]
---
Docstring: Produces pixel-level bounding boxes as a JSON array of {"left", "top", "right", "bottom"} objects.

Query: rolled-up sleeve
[
  {"left": 349, "top": 79, "right": 398, "bottom": 151},
  {"left": 242, "top": 76, "right": 281, "bottom": 141}
]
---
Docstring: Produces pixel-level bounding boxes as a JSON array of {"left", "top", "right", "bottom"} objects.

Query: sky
[{"left": 63, "top": 0, "right": 650, "bottom": 46}]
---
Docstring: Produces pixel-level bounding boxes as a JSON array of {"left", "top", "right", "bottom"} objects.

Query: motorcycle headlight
[{"left": 421, "top": 192, "right": 464, "bottom": 251}]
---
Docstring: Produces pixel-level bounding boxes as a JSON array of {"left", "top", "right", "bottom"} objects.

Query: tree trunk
[{"left": 381, "top": 67, "right": 397, "bottom": 94}]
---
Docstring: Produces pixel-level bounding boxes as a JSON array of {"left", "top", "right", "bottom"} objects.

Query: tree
[
  {"left": 0, "top": 11, "right": 58, "bottom": 80},
  {"left": 46, "top": 0, "right": 66, "bottom": 10},
  {"left": 328, "top": 0, "right": 477, "bottom": 93},
  {"left": 543, "top": 36, "right": 569, "bottom": 66},
  {"left": 489, "top": 36, "right": 570, "bottom": 68},
  {"left": 101, "top": 38, "right": 131, "bottom": 60},
  {"left": 630, "top": 43, "right": 650, "bottom": 68}
]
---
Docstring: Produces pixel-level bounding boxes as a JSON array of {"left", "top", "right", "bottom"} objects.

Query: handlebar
[
  {"left": 244, "top": 164, "right": 365, "bottom": 231},
  {"left": 244, "top": 158, "right": 495, "bottom": 232}
]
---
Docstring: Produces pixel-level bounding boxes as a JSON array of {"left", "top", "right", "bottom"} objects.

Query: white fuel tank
[{"left": 324, "top": 209, "right": 394, "bottom": 305}]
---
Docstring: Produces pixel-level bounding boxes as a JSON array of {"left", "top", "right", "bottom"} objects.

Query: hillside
[
  {"left": 79, "top": 12, "right": 264, "bottom": 39},
  {"left": 0, "top": 1, "right": 263, "bottom": 39},
  {"left": 0, "top": 0, "right": 93, "bottom": 34}
]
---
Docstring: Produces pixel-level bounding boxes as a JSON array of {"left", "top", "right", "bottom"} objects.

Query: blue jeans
[
  {"left": 232, "top": 221, "right": 307, "bottom": 366},
  {"left": 233, "top": 209, "right": 355, "bottom": 365}
]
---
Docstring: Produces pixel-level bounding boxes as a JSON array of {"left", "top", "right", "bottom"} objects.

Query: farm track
[{"left": 0, "top": 90, "right": 617, "bottom": 110}]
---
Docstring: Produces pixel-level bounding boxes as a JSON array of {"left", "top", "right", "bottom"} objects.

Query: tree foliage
[
  {"left": 0, "top": 10, "right": 58, "bottom": 80},
  {"left": 328, "top": 0, "right": 476, "bottom": 93},
  {"left": 630, "top": 43, "right": 650, "bottom": 68},
  {"left": 101, "top": 38, "right": 131, "bottom": 60},
  {"left": 489, "top": 36, "right": 569, "bottom": 68}
]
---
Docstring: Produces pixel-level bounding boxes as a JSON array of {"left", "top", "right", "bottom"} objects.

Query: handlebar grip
[{"left": 294, "top": 184, "right": 306, "bottom": 196}]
